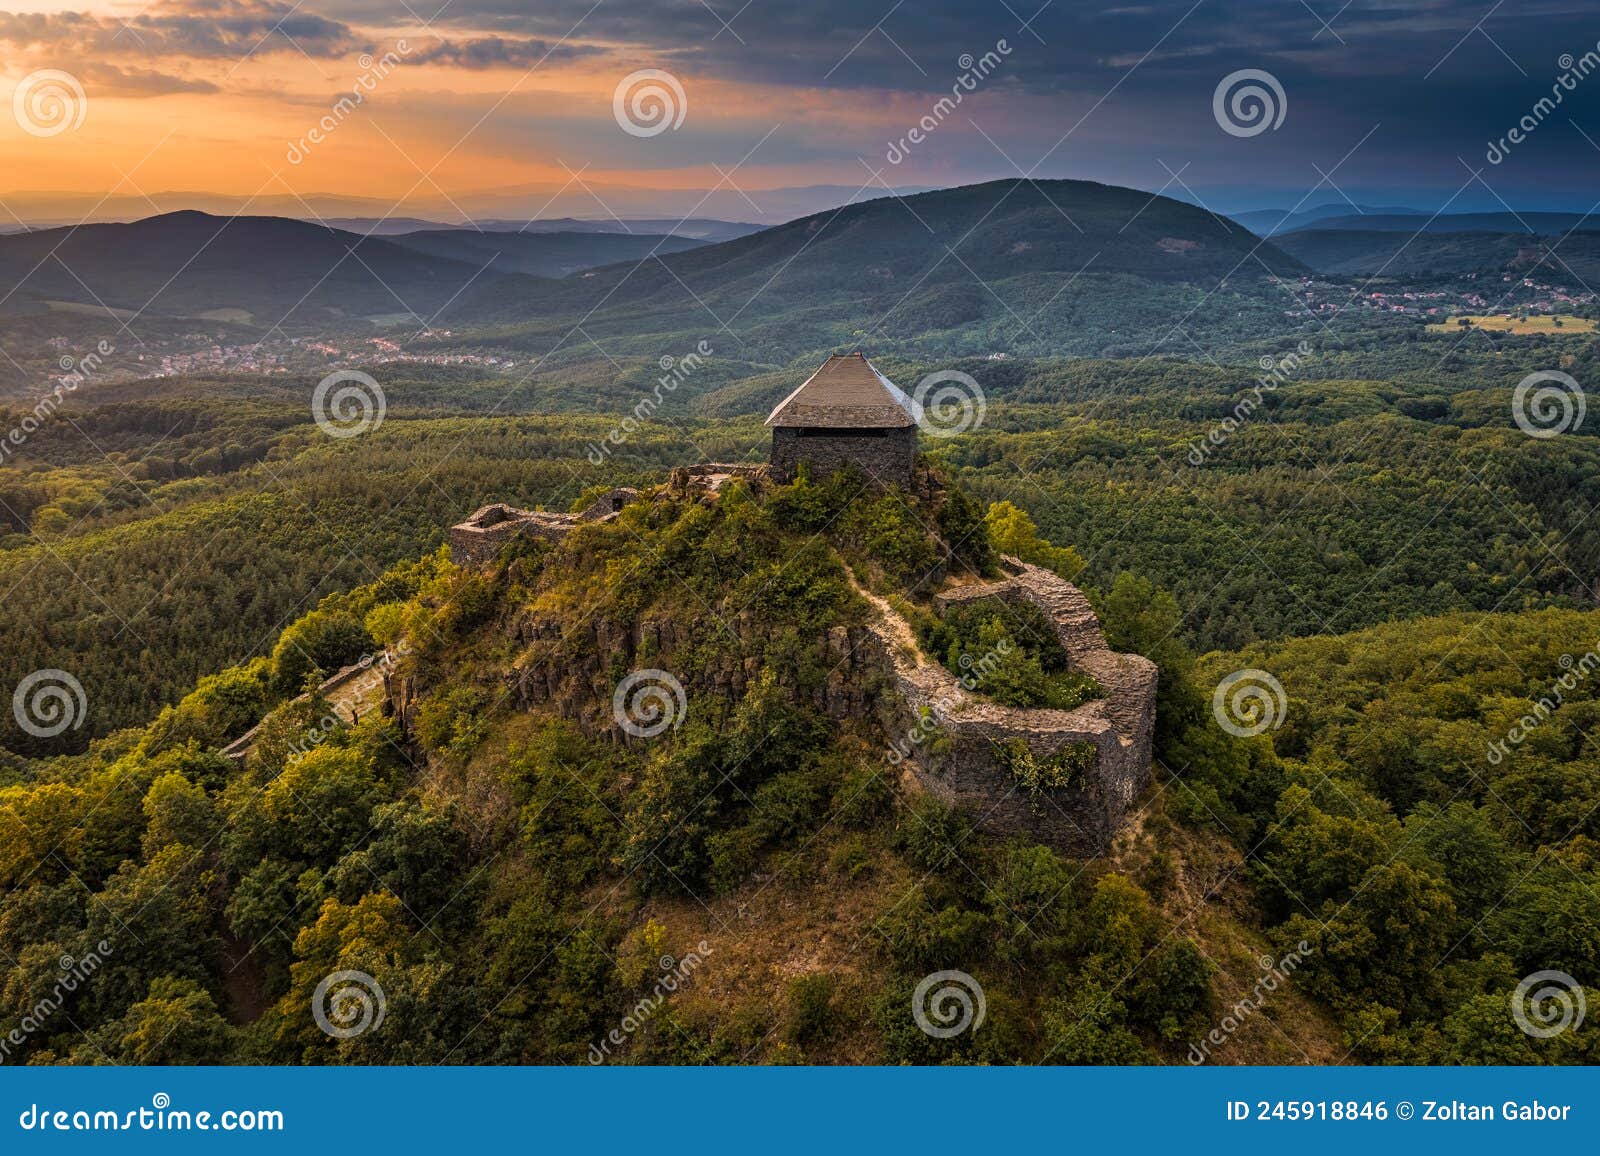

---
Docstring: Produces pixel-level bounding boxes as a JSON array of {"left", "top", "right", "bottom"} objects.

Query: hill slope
[
  {"left": 385, "top": 228, "right": 705, "bottom": 278},
  {"left": 1275, "top": 227, "right": 1600, "bottom": 280},
  {"left": 442, "top": 179, "right": 1308, "bottom": 361},
  {"left": 0, "top": 211, "right": 487, "bottom": 328}
]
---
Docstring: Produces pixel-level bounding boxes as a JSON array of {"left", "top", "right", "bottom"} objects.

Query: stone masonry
[
  {"left": 865, "top": 557, "right": 1158, "bottom": 856},
  {"left": 448, "top": 487, "right": 639, "bottom": 565}
]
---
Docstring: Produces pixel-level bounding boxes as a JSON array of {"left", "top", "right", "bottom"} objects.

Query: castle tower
[{"left": 765, "top": 351, "right": 919, "bottom": 487}]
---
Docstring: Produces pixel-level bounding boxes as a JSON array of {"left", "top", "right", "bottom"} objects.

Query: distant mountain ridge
[
  {"left": 442, "top": 178, "right": 1309, "bottom": 359},
  {"left": 0, "top": 212, "right": 717, "bottom": 327}
]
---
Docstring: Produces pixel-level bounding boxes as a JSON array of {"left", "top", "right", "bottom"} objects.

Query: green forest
[{"left": 2, "top": 269, "right": 1599, "bottom": 1065}]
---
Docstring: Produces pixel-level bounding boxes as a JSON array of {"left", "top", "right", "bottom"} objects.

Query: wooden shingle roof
[{"left": 765, "top": 352, "right": 919, "bottom": 429}]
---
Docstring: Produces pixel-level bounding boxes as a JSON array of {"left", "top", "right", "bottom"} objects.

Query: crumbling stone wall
[
  {"left": 440, "top": 484, "right": 1156, "bottom": 856},
  {"left": 870, "top": 558, "right": 1158, "bottom": 856},
  {"left": 448, "top": 488, "right": 639, "bottom": 565}
]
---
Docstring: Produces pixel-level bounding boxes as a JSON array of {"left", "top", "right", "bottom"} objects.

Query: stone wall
[
  {"left": 870, "top": 558, "right": 1159, "bottom": 856},
  {"left": 448, "top": 488, "right": 638, "bottom": 566},
  {"left": 769, "top": 426, "right": 916, "bottom": 487}
]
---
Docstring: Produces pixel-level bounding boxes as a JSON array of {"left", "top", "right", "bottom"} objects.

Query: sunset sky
[{"left": 1, "top": 0, "right": 1598, "bottom": 221}]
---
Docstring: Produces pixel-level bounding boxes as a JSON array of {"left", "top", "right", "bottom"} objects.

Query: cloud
[
  {"left": 404, "top": 35, "right": 603, "bottom": 70},
  {"left": 0, "top": 0, "right": 360, "bottom": 60},
  {"left": 76, "top": 63, "right": 220, "bottom": 96}
]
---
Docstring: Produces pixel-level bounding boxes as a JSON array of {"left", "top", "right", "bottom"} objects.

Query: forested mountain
[
  {"left": 438, "top": 179, "right": 1309, "bottom": 362},
  {"left": 384, "top": 229, "right": 706, "bottom": 277},
  {"left": 0, "top": 212, "right": 482, "bottom": 327},
  {"left": 1274, "top": 228, "right": 1600, "bottom": 279}
]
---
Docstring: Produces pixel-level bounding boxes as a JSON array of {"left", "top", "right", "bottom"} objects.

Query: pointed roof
[{"left": 765, "top": 352, "right": 920, "bottom": 429}]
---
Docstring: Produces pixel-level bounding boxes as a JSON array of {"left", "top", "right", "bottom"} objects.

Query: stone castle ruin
[{"left": 435, "top": 351, "right": 1158, "bottom": 855}]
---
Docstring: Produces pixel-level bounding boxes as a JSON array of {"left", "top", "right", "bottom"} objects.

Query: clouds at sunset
[{"left": 0, "top": 0, "right": 1596, "bottom": 216}]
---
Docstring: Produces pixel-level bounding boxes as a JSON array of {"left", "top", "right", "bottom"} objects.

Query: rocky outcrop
[{"left": 443, "top": 484, "right": 1157, "bottom": 857}]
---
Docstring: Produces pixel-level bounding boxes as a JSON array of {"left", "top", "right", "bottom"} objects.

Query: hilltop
[
  {"left": 9, "top": 463, "right": 1596, "bottom": 1066},
  {"left": 441, "top": 178, "right": 1308, "bottom": 360}
]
